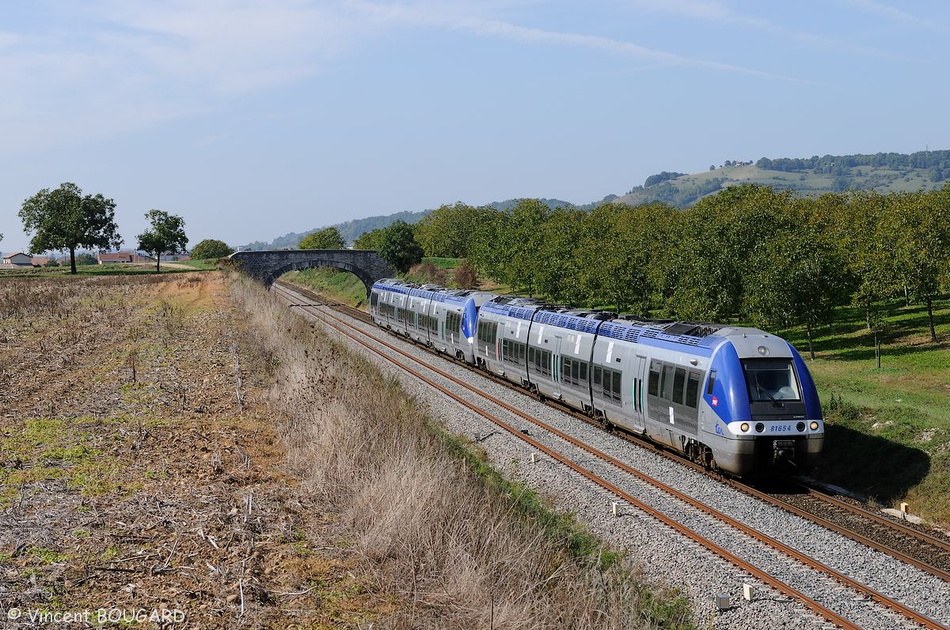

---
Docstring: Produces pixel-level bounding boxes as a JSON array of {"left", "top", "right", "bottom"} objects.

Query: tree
[
  {"left": 353, "top": 227, "right": 387, "bottom": 251},
  {"left": 378, "top": 220, "right": 423, "bottom": 274},
  {"left": 742, "top": 224, "right": 849, "bottom": 359},
  {"left": 75, "top": 252, "right": 98, "bottom": 266},
  {"left": 535, "top": 207, "right": 588, "bottom": 304},
  {"left": 490, "top": 199, "right": 552, "bottom": 296},
  {"left": 19, "top": 182, "right": 122, "bottom": 274},
  {"left": 886, "top": 188, "right": 950, "bottom": 341},
  {"left": 580, "top": 203, "right": 677, "bottom": 315},
  {"left": 190, "top": 239, "right": 234, "bottom": 260},
  {"left": 666, "top": 184, "right": 793, "bottom": 320},
  {"left": 414, "top": 202, "right": 481, "bottom": 258},
  {"left": 299, "top": 227, "right": 345, "bottom": 250},
  {"left": 828, "top": 191, "right": 897, "bottom": 330},
  {"left": 137, "top": 210, "right": 188, "bottom": 272}
]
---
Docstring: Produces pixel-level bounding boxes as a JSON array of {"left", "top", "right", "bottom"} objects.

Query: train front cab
[{"left": 700, "top": 335, "right": 823, "bottom": 476}]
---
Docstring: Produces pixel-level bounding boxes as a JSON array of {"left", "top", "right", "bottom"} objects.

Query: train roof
[
  {"left": 373, "top": 279, "right": 495, "bottom": 305},
  {"left": 483, "top": 297, "right": 731, "bottom": 351}
]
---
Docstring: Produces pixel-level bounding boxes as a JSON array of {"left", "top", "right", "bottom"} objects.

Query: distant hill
[
  {"left": 240, "top": 149, "right": 949, "bottom": 249},
  {"left": 616, "top": 149, "right": 950, "bottom": 207}
]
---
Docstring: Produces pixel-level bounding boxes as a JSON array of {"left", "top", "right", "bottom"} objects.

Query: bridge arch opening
[
  {"left": 228, "top": 250, "right": 395, "bottom": 299},
  {"left": 267, "top": 259, "right": 376, "bottom": 301}
]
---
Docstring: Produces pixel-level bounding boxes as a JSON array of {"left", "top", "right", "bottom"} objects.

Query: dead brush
[{"left": 228, "top": 274, "right": 686, "bottom": 630}]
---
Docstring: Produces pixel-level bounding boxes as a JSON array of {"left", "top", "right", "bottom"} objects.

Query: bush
[{"left": 453, "top": 261, "right": 478, "bottom": 289}]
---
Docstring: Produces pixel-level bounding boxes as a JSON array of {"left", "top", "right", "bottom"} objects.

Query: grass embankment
[
  {"left": 235, "top": 275, "right": 692, "bottom": 629},
  {"left": 283, "top": 268, "right": 368, "bottom": 307},
  {"left": 780, "top": 299, "right": 950, "bottom": 524}
]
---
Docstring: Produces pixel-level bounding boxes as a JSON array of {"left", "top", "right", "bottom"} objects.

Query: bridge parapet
[{"left": 229, "top": 249, "right": 395, "bottom": 295}]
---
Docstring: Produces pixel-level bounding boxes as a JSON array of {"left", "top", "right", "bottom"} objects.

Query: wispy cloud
[
  {"left": 623, "top": 0, "right": 774, "bottom": 30},
  {"left": 1, "top": 1, "right": 370, "bottom": 152},
  {"left": 348, "top": 0, "right": 803, "bottom": 81},
  {"left": 839, "top": 0, "right": 930, "bottom": 26},
  {"left": 0, "top": 0, "right": 805, "bottom": 154}
]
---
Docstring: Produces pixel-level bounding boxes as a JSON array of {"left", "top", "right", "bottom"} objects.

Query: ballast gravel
[{"left": 296, "top": 300, "right": 948, "bottom": 630}]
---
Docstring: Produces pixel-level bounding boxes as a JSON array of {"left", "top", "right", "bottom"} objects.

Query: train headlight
[
  {"left": 755, "top": 422, "right": 765, "bottom": 433},
  {"left": 740, "top": 422, "right": 749, "bottom": 432},
  {"left": 796, "top": 422, "right": 806, "bottom": 432},
  {"left": 810, "top": 421, "right": 820, "bottom": 431}
]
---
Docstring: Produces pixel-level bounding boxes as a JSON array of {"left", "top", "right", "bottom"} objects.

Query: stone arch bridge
[{"left": 229, "top": 249, "right": 394, "bottom": 295}]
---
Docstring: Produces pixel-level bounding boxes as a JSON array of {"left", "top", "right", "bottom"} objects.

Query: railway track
[
  {"left": 275, "top": 282, "right": 950, "bottom": 582},
  {"left": 273, "top": 281, "right": 949, "bottom": 630}
]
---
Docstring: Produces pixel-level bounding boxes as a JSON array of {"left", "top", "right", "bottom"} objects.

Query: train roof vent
[
  {"left": 662, "top": 322, "right": 723, "bottom": 338},
  {"left": 600, "top": 322, "right": 641, "bottom": 343}
]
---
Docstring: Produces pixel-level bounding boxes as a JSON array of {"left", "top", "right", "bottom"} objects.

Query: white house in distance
[{"left": 1, "top": 252, "right": 34, "bottom": 267}]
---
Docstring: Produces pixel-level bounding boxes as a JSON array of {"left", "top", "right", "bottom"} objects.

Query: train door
[
  {"left": 630, "top": 354, "right": 648, "bottom": 433},
  {"left": 552, "top": 335, "right": 563, "bottom": 398}
]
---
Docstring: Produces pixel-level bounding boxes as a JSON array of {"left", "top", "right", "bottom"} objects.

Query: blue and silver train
[{"left": 370, "top": 279, "right": 824, "bottom": 476}]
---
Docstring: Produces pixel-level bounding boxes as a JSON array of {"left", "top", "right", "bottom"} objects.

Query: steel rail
[
  {"left": 274, "top": 284, "right": 946, "bottom": 630},
  {"left": 729, "top": 480, "right": 950, "bottom": 583},
  {"left": 804, "top": 484, "right": 950, "bottom": 553}
]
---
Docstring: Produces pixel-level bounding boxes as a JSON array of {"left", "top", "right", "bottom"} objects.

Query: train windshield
[{"left": 742, "top": 359, "right": 801, "bottom": 402}]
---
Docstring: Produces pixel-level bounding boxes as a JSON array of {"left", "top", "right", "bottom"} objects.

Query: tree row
[{"left": 359, "top": 184, "right": 950, "bottom": 357}]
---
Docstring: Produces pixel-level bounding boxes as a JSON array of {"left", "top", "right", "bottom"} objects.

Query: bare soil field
[{"left": 0, "top": 273, "right": 383, "bottom": 628}]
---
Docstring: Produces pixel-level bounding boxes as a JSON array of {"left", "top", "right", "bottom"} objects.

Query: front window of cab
[{"left": 742, "top": 359, "right": 801, "bottom": 402}]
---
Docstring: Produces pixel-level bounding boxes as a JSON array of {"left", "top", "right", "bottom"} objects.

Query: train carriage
[
  {"left": 369, "top": 278, "right": 413, "bottom": 334},
  {"left": 370, "top": 278, "right": 823, "bottom": 477},
  {"left": 371, "top": 280, "right": 493, "bottom": 364},
  {"left": 474, "top": 297, "right": 543, "bottom": 383}
]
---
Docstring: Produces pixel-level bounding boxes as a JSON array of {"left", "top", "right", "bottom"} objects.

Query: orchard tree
[
  {"left": 353, "top": 227, "right": 387, "bottom": 251},
  {"left": 19, "top": 182, "right": 122, "bottom": 274},
  {"left": 535, "top": 208, "right": 588, "bottom": 304},
  {"left": 137, "top": 210, "right": 188, "bottom": 272},
  {"left": 578, "top": 202, "right": 676, "bottom": 315},
  {"left": 378, "top": 220, "right": 423, "bottom": 274},
  {"left": 299, "top": 227, "right": 345, "bottom": 250},
  {"left": 667, "top": 184, "right": 793, "bottom": 320},
  {"left": 743, "top": 225, "right": 849, "bottom": 359},
  {"left": 190, "top": 239, "right": 233, "bottom": 260},
  {"left": 414, "top": 202, "right": 481, "bottom": 258},
  {"left": 830, "top": 191, "right": 898, "bottom": 330},
  {"left": 886, "top": 189, "right": 950, "bottom": 341}
]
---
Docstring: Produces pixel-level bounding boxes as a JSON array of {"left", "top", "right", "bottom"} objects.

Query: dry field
[
  {"left": 0, "top": 272, "right": 688, "bottom": 629},
  {"left": 0, "top": 273, "right": 383, "bottom": 628}
]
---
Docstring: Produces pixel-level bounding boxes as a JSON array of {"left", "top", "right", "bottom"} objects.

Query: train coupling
[{"left": 772, "top": 439, "right": 797, "bottom": 464}]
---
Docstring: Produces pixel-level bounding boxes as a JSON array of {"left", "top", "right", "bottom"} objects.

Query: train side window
[
  {"left": 673, "top": 367, "right": 686, "bottom": 404},
  {"left": 706, "top": 370, "right": 716, "bottom": 395},
  {"left": 561, "top": 357, "right": 573, "bottom": 384},
  {"left": 661, "top": 365, "right": 675, "bottom": 400},
  {"left": 370, "top": 293, "right": 379, "bottom": 307},
  {"left": 579, "top": 361, "right": 588, "bottom": 383},
  {"left": 686, "top": 371, "right": 700, "bottom": 409},
  {"left": 611, "top": 370, "right": 622, "bottom": 402},
  {"left": 648, "top": 365, "right": 660, "bottom": 397},
  {"left": 446, "top": 312, "right": 460, "bottom": 336},
  {"left": 593, "top": 365, "right": 603, "bottom": 389}
]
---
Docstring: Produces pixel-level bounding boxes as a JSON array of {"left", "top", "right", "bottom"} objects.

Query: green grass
[
  {"left": 174, "top": 258, "right": 221, "bottom": 270},
  {"left": 0, "top": 416, "right": 131, "bottom": 507},
  {"left": 0, "top": 263, "right": 207, "bottom": 279},
  {"left": 779, "top": 298, "right": 950, "bottom": 522},
  {"left": 283, "top": 268, "right": 368, "bottom": 307}
]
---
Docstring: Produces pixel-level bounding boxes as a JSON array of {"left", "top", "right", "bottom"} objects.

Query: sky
[{"left": 2, "top": 0, "right": 950, "bottom": 254}]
